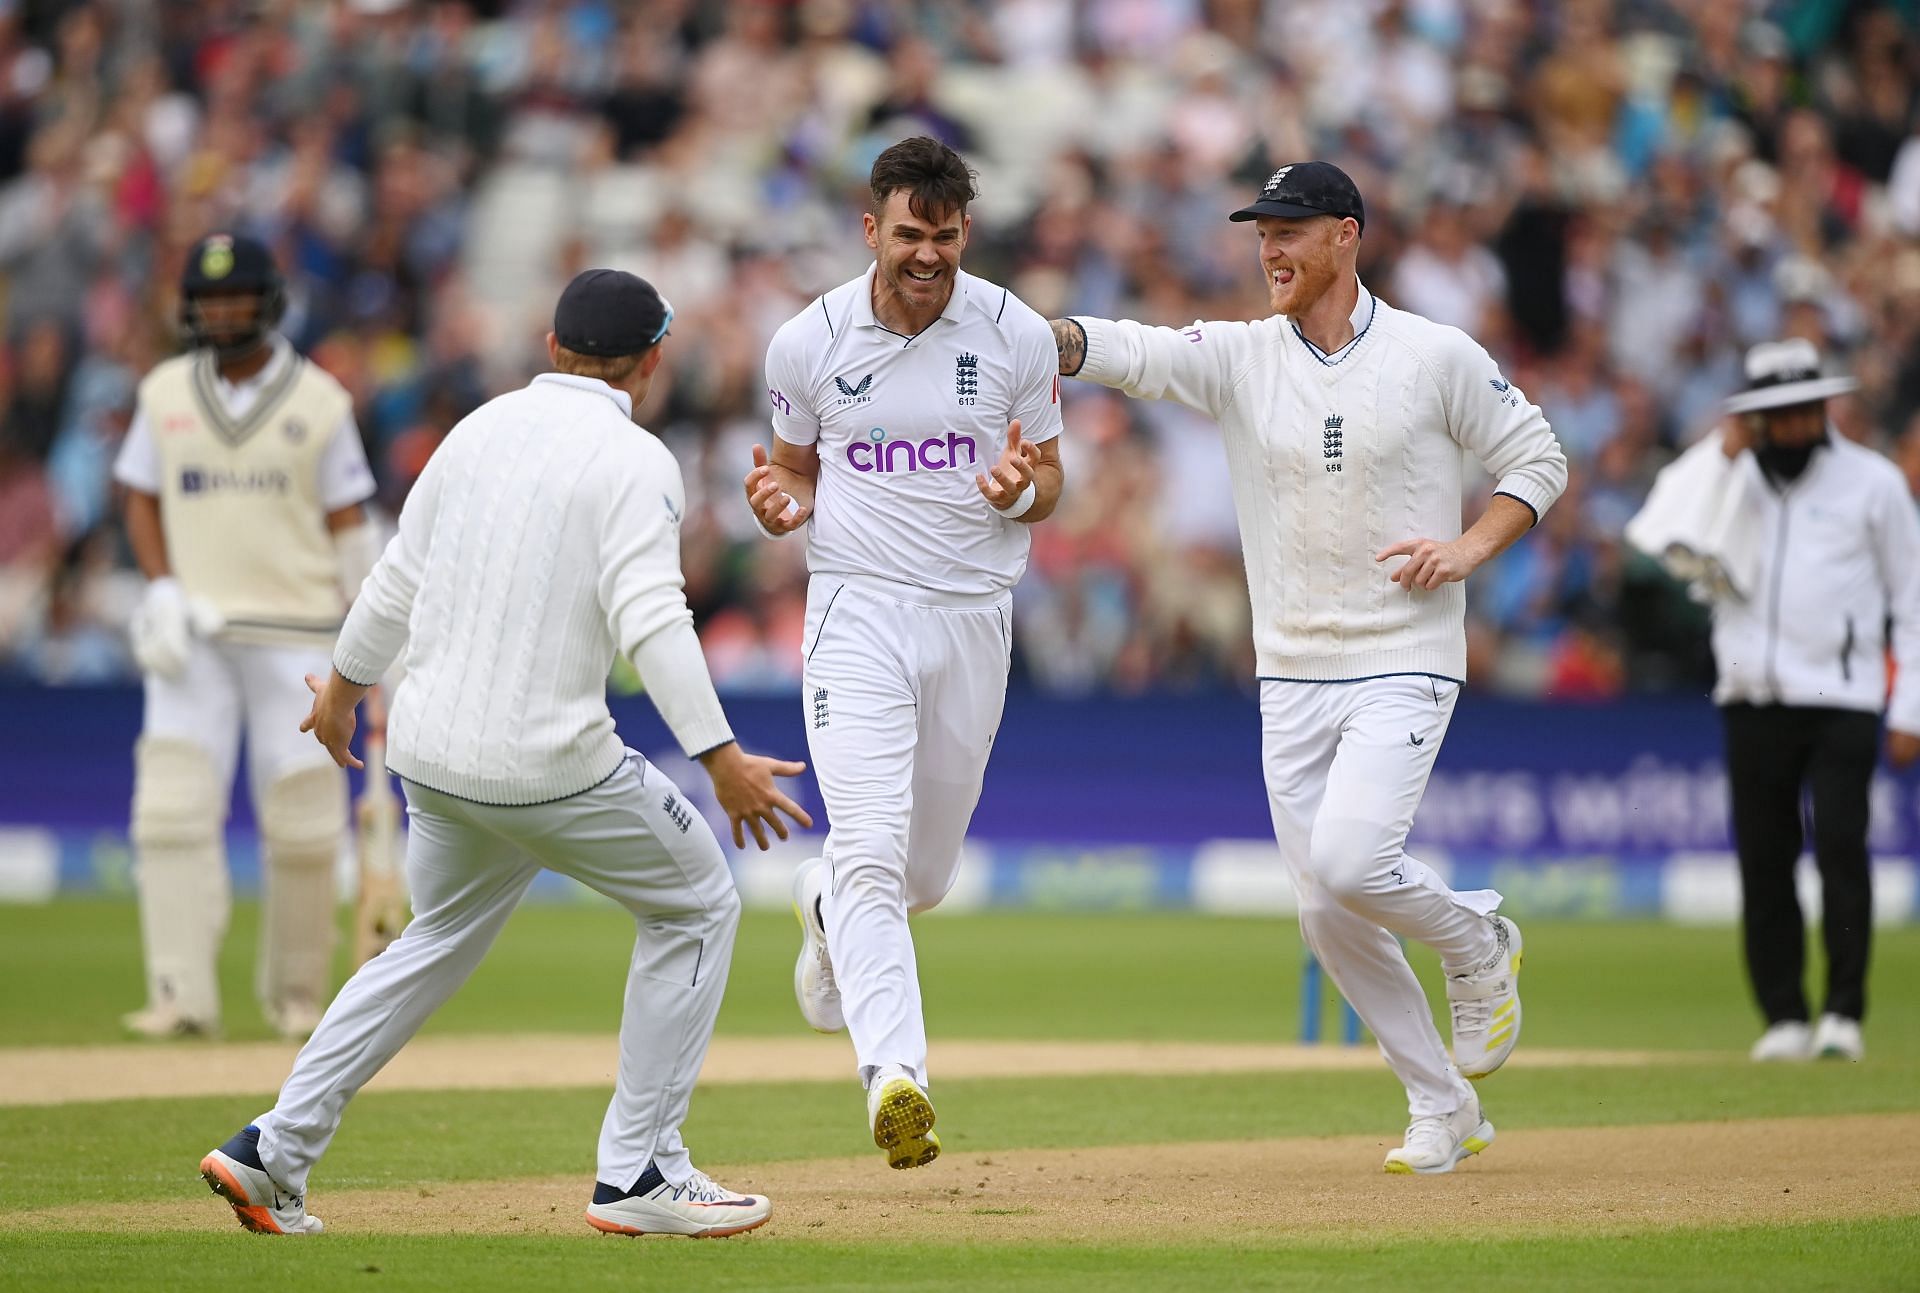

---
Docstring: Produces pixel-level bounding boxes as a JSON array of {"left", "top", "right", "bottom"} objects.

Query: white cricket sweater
[
  {"left": 334, "top": 374, "right": 733, "bottom": 805},
  {"left": 1074, "top": 287, "right": 1567, "bottom": 681}
]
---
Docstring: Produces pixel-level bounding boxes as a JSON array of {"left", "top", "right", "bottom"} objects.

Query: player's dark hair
[{"left": 869, "top": 136, "right": 977, "bottom": 225}]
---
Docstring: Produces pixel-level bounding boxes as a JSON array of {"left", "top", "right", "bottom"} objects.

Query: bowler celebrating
[
  {"left": 1054, "top": 163, "right": 1566, "bottom": 1174},
  {"left": 199, "top": 270, "right": 807, "bottom": 1238},
  {"left": 745, "top": 136, "right": 1065, "bottom": 1169}
]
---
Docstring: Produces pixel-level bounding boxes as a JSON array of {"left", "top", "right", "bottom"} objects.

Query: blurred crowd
[{"left": 3, "top": 0, "right": 1920, "bottom": 699}]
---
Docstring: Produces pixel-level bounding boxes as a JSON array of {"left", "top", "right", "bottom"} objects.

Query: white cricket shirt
[{"left": 763, "top": 264, "right": 1063, "bottom": 599}]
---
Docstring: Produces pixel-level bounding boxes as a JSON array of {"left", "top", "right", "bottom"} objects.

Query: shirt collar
[
  {"left": 852, "top": 262, "right": 970, "bottom": 336},
  {"left": 532, "top": 371, "right": 633, "bottom": 417},
  {"left": 1292, "top": 278, "right": 1375, "bottom": 364}
]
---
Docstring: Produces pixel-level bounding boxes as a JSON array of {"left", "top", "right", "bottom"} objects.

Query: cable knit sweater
[
  {"left": 334, "top": 374, "right": 732, "bottom": 805},
  {"left": 1073, "top": 291, "right": 1567, "bottom": 682}
]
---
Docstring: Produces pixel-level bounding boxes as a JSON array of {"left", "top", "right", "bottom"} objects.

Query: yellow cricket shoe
[{"left": 867, "top": 1074, "right": 941, "bottom": 1170}]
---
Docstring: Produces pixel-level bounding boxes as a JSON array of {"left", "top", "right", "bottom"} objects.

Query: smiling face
[
  {"left": 865, "top": 189, "right": 969, "bottom": 321},
  {"left": 1255, "top": 214, "right": 1355, "bottom": 317}
]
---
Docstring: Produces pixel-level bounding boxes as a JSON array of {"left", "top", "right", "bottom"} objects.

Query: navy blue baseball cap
[
  {"left": 1229, "top": 161, "right": 1365, "bottom": 231},
  {"left": 554, "top": 268, "right": 674, "bottom": 356}
]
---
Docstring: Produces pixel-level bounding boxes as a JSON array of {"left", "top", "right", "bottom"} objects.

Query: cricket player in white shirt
[
  {"left": 199, "top": 269, "right": 807, "bottom": 1238},
  {"left": 743, "top": 136, "right": 1065, "bottom": 1169},
  {"left": 1054, "top": 162, "right": 1568, "bottom": 1174},
  {"left": 114, "top": 233, "right": 380, "bottom": 1041}
]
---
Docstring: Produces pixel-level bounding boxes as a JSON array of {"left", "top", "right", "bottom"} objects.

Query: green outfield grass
[
  {"left": 4, "top": 1217, "right": 1917, "bottom": 1293},
  {"left": 3, "top": 901, "right": 1917, "bottom": 1290},
  {"left": 6, "top": 900, "right": 1920, "bottom": 1055}
]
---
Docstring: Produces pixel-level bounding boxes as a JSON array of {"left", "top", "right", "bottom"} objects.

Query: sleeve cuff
[
  {"left": 1493, "top": 479, "right": 1554, "bottom": 525},
  {"left": 331, "top": 649, "right": 384, "bottom": 688},
  {"left": 1071, "top": 317, "right": 1113, "bottom": 381},
  {"left": 1492, "top": 489, "right": 1541, "bottom": 526}
]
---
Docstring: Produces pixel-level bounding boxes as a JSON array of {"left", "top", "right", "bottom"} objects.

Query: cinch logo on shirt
[
  {"left": 179, "top": 466, "right": 292, "bottom": 496},
  {"left": 847, "top": 426, "right": 980, "bottom": 474}
]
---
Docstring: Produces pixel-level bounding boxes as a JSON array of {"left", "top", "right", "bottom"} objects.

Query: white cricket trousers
[
  {"left": 253, "top": 750, "right": 740, "bottom": 1194},
  {"left": 804, "top": 574, "right": 1010, "bottom": 1089},
  {"left": 1261, "top": 676, "right": 1501, "bottom": 1118}
]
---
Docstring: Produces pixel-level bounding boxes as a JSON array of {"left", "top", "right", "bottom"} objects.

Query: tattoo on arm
[{"left": 1050, "top": 318, "right": 1087, "bottom": 377}]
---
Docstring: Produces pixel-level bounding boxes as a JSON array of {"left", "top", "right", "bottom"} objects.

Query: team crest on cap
[
  {"left": 1261, "top": 166, "right": 1294, "bottom": 197},
  {"left": 200, "top": 236, "right": 235, "bottom": 280}
]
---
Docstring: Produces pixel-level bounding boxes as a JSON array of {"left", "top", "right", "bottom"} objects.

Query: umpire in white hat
[{"left": 1629, "top": 338, "right": 1920, "bottom": 1063}]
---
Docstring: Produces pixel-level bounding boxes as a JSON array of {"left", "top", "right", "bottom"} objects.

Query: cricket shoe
[
  {"left": 868, "top": 1072, "right": 941, "bottom": 1170},
  {"left": 264, "top": 998, "right": 324, "bottom": 1042},
  {"left": 1383, "top": 1100, "right": 1495, "bottom": 1175},
  {"left": 199, "top": 1124, "right": 323, "bottom": 1234},
  {"left": 791, "top": 857, "right": 843, "bottom": 1033},
  {"left": 1750, "top": 1021, "right": 1813, "bottom": 1062},
  {"left": 1448, "top": 915, "right": 1523, "bottom": 1079},
  {"left": 584, "top": 1163, "right": 771, "bottom": 1238},
  {"left": 123, "top": 1004, "right": 219, "bottom": 1040},
  {"left": 1811, "top": 1014, "right": 1863, "bottom": 1062}
]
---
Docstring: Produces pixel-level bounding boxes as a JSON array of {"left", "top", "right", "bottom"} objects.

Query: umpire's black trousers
[{"left": 1721, "top": 703, "right": 1878, "bottom": 1024}]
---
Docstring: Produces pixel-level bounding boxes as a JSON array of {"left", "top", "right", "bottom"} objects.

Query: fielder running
[
  {"left": 199, "top": 269, "right": 807, "bottom": 1238},
  {"left": 1054, "top": 162, "right": 1567, "bottom": 1173},
  {"left": 744, "top": 136, "right": 1065, "bottom": 1168},
  {"left": 114, "top": 233, "right": 380, "bottom": 1040}
]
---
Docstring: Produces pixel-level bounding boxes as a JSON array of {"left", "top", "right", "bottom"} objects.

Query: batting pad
[
  {"left": 130, "top": 737, "right": 230, "bottom": 1024},
  {"left": 256, "top": 762, "right": 346, "bottom": 1026}
]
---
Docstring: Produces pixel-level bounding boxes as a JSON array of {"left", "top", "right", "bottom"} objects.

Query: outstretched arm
[{"left": 1048, "top": 314, "right": 1245, "bottom": 420}]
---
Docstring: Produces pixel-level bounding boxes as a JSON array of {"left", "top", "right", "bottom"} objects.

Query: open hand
[
  {"left": 976, "top": 419, "right": 1039, "bottom": 510},
  {"left": 700, "top": 742, "right": 813, "bottom": 850},
  {"left": 300, "top": 672, "right": 367, "bottom": 769},
  {"left": 1376, "top": 537, "right": 1478, "bottom": 591},
  {"left": 745, "top": 444, "right": 811, "bottom": 534}
]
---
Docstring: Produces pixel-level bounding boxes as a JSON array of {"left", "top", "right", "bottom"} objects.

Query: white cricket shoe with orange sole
[
  {"left": 199, "top": 1124, "right": 323, "bottom": 1234},
  {"left": 585, "top": 1163, "right": 771, "bottom": 1238}
]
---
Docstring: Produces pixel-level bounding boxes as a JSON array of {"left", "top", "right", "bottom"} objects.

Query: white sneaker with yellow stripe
[
  {"left": 1448, "top": 915, "right": 1523, "bottom": 1080},
  {"left": 1383, "top": 1099, "right": 1495, "bottom": 1175}
]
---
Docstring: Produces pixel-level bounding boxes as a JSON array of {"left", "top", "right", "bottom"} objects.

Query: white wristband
[
  {"left": 997, "top": 481, "right": 1038, "bottom": 519},
  {"left": 751, "top": 492, "right": 801, "bottom": 540}
]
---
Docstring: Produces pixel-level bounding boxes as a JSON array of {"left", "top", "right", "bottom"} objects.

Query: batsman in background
[
  {"left": 1053, "top": 162, "right": 1566, "bottom": 1174},
  {"left": 113, "top": 232, "right": 380, "bottom": 1040},
  {"left": 745, "top": 136, "right": 1064, "bottom": 1169}
]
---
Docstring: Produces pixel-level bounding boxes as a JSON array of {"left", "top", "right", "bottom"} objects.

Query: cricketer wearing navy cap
[
  {"left": 1229, "top": 160, "right": 1366, "bottom": 229},
  {"left": 553, "top": 268, "right": 675, "bottom": 358},
  {"left": 1051, "top": 153, "right": 1567, "bottom": 1176}
]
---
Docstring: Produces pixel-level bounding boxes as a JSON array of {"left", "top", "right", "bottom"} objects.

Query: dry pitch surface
[{"left": 2, "top": 1038, "right": 1908, "bottom": 1242}]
